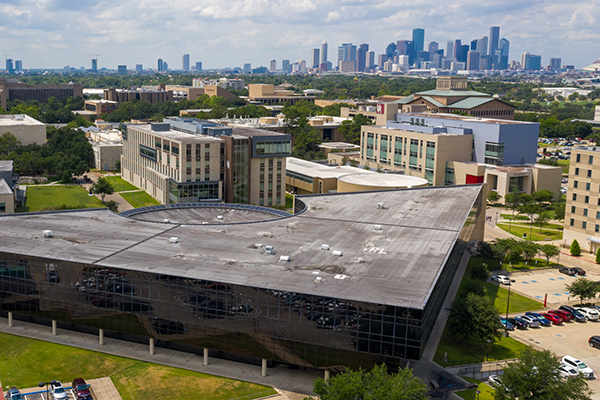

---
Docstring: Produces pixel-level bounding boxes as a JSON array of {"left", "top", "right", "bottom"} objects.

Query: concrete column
[
  {"left": 203, "top": 348, "right": 209, "bottom": 366},
  {"left": 324, "top": 369, "right": 330, "bottom": 385},
  {"left": 149, "top": 338, "right": 155, "bottom": 355},
  {"left": 7, "top": 311, "right": 13, "bottom": 328},
  {"left": 52, "top": 320, "right": 57, "bottom": 336},
  {"left": 99, "top": 329, "right": 104, "bottom": 346},
  {"left": 261, "top": 359, "right": 267, "bottom": 377}
]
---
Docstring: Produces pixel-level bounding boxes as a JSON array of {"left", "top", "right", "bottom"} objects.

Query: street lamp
[
  {"left": 38, "top": 380, "right": 56, "bottom": 398},
  {"left": 505, "top": 279, "right": 516, "bottom": 337},
  {"left": 476, "top": 389, "right": 481, "bottom": 400}
]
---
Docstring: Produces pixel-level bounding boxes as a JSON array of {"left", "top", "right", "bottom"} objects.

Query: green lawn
[
  {"left": 455, "top": 377, "right": 495, "bottom": 400},
  {"left": 103, "top": 176, "right": 140, "bottom": 192},
  {"left": 120, "top": 191, "right": 161, "bottom": 208},
  {"left": 500, "top": 214, "right": 530, "bottom": 221},
  {"left": 557, "top": 159, "right": 570, "bottom": 174},
  {"left": 497, "top": 223, "right": 563, "bottom": 241},
  {"left": 19, "top": 185, "right": 104, "bottom": 212},
  {"left": 0, "top": 333, "right": 275, "bottom": 400}
]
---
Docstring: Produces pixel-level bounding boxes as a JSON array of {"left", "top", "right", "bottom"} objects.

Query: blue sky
[{"left": 0, "top": 0, "right": 598, "bottom": 70}]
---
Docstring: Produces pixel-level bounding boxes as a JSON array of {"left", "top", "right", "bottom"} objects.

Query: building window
[
  {"left": 584, "top": 209, "right": 588, "bottom": 217},
  {"left": 588, "top": 170, "right": 592, "bottom": 178},
  {"left": 596, "top": 224, "right": 599, "bottom": 233},
  {"left": 573, "top": 193, "right": 577, "bottom": 201},
  {"left": 577, "top": 154, "right": 581, "bottom": 163},
  {"left": 575, "top": 168, "right": 579, "bottom": 176},
  {"left": 572, "top": 206, "right": 576, "bottom": 213},
  {"left": 587, "top": 182, "right": 591, "bottom": 191},
  {"left": 585, "top": 195, "right": 590, "bottom": 204},
  {"left": 484, "top": 141, "right": 505, "bottom": 165},
  {"left": 0, "top": 203, "right": 5, "bottom": 213},
  {"left": 570, "top": 218, "right": 574, "bottom": 226},
  {"left": 583, "top": 221, "right": 587, "bottom": 229},
  {"left": 590, "top": 155, "right": 594, "bottom": 164},
  {"left": 574, "top": 181, "right": 578, "bottom": 189},
  {"left": 509, "top": 176, "right": 525, "bottom": 193}
]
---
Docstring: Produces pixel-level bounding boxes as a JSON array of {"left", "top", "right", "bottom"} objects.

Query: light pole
[
  {"left": 505, "top": 279, "right": 516, "bottom": 337},
  {"left": 39, "top": 380, "right": 56, "bottom": 398}
]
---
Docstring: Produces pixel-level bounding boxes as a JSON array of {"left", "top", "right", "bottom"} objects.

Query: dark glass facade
[
  {"left": 168, "top": 180, "right": 220, "bottom": 203},
  {"left": 0, "top": 194, "right": 481, "bottom": 370}
]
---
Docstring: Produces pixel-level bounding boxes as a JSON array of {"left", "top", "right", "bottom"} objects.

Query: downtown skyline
[{"left": 0, "top": 0, "right": 598, "bottom": 70}]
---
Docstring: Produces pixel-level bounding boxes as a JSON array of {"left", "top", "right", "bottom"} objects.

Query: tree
[
  {"left": 337, "top": 113, "right": 374, "bottom": 144},
  {"left": 540, "top": 244, "right": 559, "bottom": 265},
  {"left": 448, "top": 292, "right": 502, "bottom": 345},
  {"left": 312, "top": 364, "right": 428, "bottom": 400},
  {"left": 505, "top": 191, "right": 522, "bottom": 233},
  {"left": 533, "top": 211, "right": 551, "bottom": 233},
  {"left": 471, "top": 262, "right": 490, "bottom": 281},
  {"left": 532, "top": 190, "right": 554, "bottom": 203},
  {"left": 521, "top": 241, "right": 539, "bottom": 262},
  {"left": 570, "top": 239, "right": 581, "bottom": 256},
  {"left": 92, "top": 177, "right": 115, "bottom": 203},
  {"left": 566, "top": 277, "right": 599, "bottom": 304},
  {"left": 114, "top": 160, "right": 121, "bottom": 171},
  {"left": 496, "top": 347, "right": 592, "bottom": 400},
  {"left": 553, "top": 201, "right": 566, "bottom": 220},
  {"left": 488, "top": 190, "right": 502, "bottom": 203},
  {"left": 105, "top": 200, "right": 118, "bottom": 213},
  {"left": 596, "top": 248, "right": 600, "bottom": 264},
  {"left": 496, "top": 238, "right": 523, "bottom": 264},
  {"left": 0, "top": 132, "right": 21, "bottom": 155}
]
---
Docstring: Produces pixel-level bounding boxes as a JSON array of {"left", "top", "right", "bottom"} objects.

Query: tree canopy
[
  {"left": 448, "top": 292, "right": 502, "bottom": 345},
  {"left": 565, "top": 277, "right": 599, "bottom": 304},
  {"left": 92, "top": 177, "right": 115, "bottom": 203}
]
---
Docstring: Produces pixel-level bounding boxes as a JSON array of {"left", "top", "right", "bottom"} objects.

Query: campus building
[
  {"left": 0, "top": 79, "right": 83, "bottom": 111},
  {"left": 0, "top": 161, "right": 20, "bottom": 214},
  {"left": 563, "top": 147, "right": 600, "bottom": 253},
  {"left": 0, "top": 184, "right": 485, "bottom": 370},
  {"left": 247, "top": 84, "right": 315, "bottom": 105},
  {"left": 0, "top": 114, "right": 46, "bottom": 146},
  {"left": 73, "top": 100, "right": 120, "bottom": 121}
]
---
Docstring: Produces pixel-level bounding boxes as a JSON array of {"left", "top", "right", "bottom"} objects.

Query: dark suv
[
  {"left": 559, "top": 267, "right": 577, "bottom": 276},
  {"left": 559, "top": 305, "right": 587, "bottom": 322},
  {"left": 589, "top": 336, "right": 600, "bottom": 349}
]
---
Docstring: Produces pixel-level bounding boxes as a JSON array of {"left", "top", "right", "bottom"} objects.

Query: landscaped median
[{"left": 0, "top": 333, "right": 276, "bottom": 400}]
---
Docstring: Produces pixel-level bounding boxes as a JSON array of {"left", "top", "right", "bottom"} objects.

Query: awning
[{"left": 586, "top": 237, "right": 600, "bottom": 244}]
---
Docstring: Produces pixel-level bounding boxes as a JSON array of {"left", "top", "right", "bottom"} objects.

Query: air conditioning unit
[
  {"left": 333, "top": 250, "right": 343, "bottom": 257},
  {"left": 321, "top": 244, "right": 330, "bottom": 250},
  {"left": 377, "top": 202, "right": 385, "bottom": 209},
  {"left": 169, "top": 237, "right": 179, "bottom": 243},
  {"left": 279, "top": 255, "right": 291, "bottom": 262},
  {"left": 315, "top": 276, "right": 323, "bottom": 283},
  {"left": 217, "top": 215, "right": 224, "bottom": 220},
  {"left": 265, "top": 245, "right": 275, "bottom": 255},
  {"left": 374, "top": 225, "right": 382, "bottom": 230},
  {"left": 43, "top": 230, "right": 53, "bottom": 238}
]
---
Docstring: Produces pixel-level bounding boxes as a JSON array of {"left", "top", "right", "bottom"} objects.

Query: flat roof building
[
  {"left": 0, "top": 79, "right": 83, "bottom": 111},
  {"left": 0, "top": 184, "right": 485, "bottom": 370},
  {"left": 0, "top": 114, "right": 46, "bottom": 145}
]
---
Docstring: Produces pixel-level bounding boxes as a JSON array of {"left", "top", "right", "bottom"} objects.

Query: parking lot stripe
[
  {"left": 530, "top": 280, "right": 537, "bottom": 283},
  {"left": 549, "top": 278, "right": 556, "bottom": 281},
  {"left": 554, "top": 293, "right": 562, "bottom": 296}
]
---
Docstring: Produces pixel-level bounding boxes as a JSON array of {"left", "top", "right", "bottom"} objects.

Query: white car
[
  {"left": 491, "top": 275, "right": 511, "bottom": 285},
  {"left": 50, "top": 381, "right": 68, "bottom": 400},
  {"left": 562, "top": 356, "right": 594, "bottom": 379},
  {"left": 558, "top": 363, "right": 579, "bottom": 378},
  {"left": 487, "top": 374, "right": 503, "bottom": 388},
  {"left": 576, "top": 307, "right": 599, "bottom": 321}
]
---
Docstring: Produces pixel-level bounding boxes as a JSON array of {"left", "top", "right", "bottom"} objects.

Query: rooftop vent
[
  {"left": 163, "top": 219, "right": 170, "bottom": 223},
  {"left": 280, "top": 255, "right": 291, "bottom": 262},
  {"left": 374, "top": 225, "right": 382, "bottom": 230},
  {"left": 254, "top": 243, "right": 263, "bottom": 248},
  {"left": 169, "top": 237, "right": 179, "bottom": 243},
  {"left": 315, "top": 276, "right": 323, "bottom": 283},
  {"left": 334, "top": 274, "right": 347, "bottom": 280},
  {"left": 265, "top": 245, "right": 275, "bottom": 255},
  {"left": 332, "top": 250, "right": 343, "bottom": 257},
  {"left": 43, "top": 230, "right": 53, "bottom": 238},
  {"left": 377, "top": 202, "right": 385, "bottom": 209},
  {"left": 321, "top": 244, "right": 330, "bottom": 250},
  {"left": 217, "top": 215, "right": 224, "bottom": 220}
]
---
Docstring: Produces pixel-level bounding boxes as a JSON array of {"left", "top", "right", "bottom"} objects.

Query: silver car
[{"left": 517, "top": 314, "right": 540, "bottom": 328}]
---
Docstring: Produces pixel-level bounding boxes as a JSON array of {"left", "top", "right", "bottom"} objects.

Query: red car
[
  {"left": 542, "top": 312, "right": 563, "bottom": 325},
  {"left": 71, "top": 378, "right": 91, "bottom": 399},
  {"left": 548, "top": 309, "right": 572, "bottom": 322}
]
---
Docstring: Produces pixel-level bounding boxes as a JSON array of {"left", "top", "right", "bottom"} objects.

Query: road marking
[
  {"left": 530, "top": 280, "right": 537, "bottom": 282},
  {"left": 554, "top": 293, "right": 562, "bottom": 296}
]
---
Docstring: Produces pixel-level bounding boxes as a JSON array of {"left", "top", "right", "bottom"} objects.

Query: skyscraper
[
  {"left": 270, "top": 60, "right": 277, "bottom": 72},
  {"left": 357, "top": 43, "right": 369, "bottom": 72},
  {"left": 6, "top": 59, "right": 14, "bottom": 73},
  {"left": 412, "top": 28, "right": 425, "bottom": 54},
  {"left": 321, "top": 41, "right": 328, "bottom": 64},
  {"left": 311, "top": 48, "right": 320, "bottom": 68},
  {"left": 158, "top": 58, "right": 164, "bottom": 72},
  {"left": 550, "top": 58, "right": 562, "bottom": 70},
  {"left": 446, "top": 41, "right": 454, "bottom": 60},
  {"left": 477, "top": 36, "right": 488, "bottom": 57},
  {"left": 15, "top": 60, "right": 22, "bottom": 72},
  {"left": 117, "top": 65, "right": 127, "bottom": 74},
  {"left": 338, "top": 43, "right": 357, "bottom": 65},
  {"left": 366, "top": 50, "right": 375, "bottom": 71},
  {"left": 467, "top": 51, "right": 480, "bottom": 70},
  {"left": 91, "top": 58, "right": 98, "bottom": 72},
  {"left": 136, "top": 64, "right": 143, "bottom": 72},
  {"left": 282, "top": 60, "right": 290, "bottom": 74},
  {"left": 489, "top": 26, "right": 500, "bottom": 67},
  {"left": 195, "top": 62, "right": 202, "bottom": 71},
  {"left": 498, "top": 38, "right": 510, "bottom": 70},
  {"left": 243, "top": 63, "right": 251, "bottom": 74},
  {"left": 453, "top": 39, "right": 462, "bottom": 60},
  {"left": 428, "top": 41, "right": 439, "bottom": 55},
  {"left": 385, "top": 43, "right": 396, "bottom": 61},
  {"left": 397, "top": 40, "right": 415, "bottom": 64},
  {"left": 182, "top": 54, "right": 190, "bottom": 71}
]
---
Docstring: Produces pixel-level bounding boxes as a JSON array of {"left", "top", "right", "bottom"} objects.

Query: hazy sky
[{"left": 0, "top": 0, "right": 598, "bottom": 70}]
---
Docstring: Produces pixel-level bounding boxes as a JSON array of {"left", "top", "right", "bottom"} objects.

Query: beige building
[
  {"left": 563, "top": 147, "right": 600, "bottom": 253},
  {"left": 0, "top": 79, "right": 83, "bottom": 111},
  {"left": 87, "top": 128, "right": 123, "bottom": 171},
  {"left": 0, "top": 160, "right": 18, "bottom": 214},
  {"left": 0, "top": 114, "right": 46, "bottom": 145},
  {"left": 247, "top": 84, "right": 315, "bottom": 105},
  {"left": 341, "top": 102, "right": 400, "bottom": 125}
]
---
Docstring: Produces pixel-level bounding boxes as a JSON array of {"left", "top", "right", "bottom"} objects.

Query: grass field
[
  {"left": 20, "top": 185, "right": 104, "bottom": 212},
  {"left": 120, "top": 191, "right": 161, "bottom": 208},
  {"left": 0, "top": 333, "right": 276, "bottom": 400},
  {"left": 103, "top": 176, "right": 140, "bottom": 192},
  {"left": 469, "top": 256, "right": 560, "bottom": 273},
  {"left": 497, "top": 223, "right": 563, "bottom": 241},
  {"left": 455, "top": 377, "right": 495, "bottom": 400},
  {"left": 500, "top": 214, "right": 530, "bottom": 221}
]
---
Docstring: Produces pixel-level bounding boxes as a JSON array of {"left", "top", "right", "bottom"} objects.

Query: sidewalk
[{"left": 0, "top": 317, "right": 317, "bottom": 399}]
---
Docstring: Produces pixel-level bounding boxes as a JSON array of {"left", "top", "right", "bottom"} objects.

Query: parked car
[
  {"left": 548, "top": 309, "right": 573, "bottom": 322},
  {"left": 487, "top": 375, "right": 504, "bottom": 388},
  {"left": 542, "top": 312, "right": 564, "bottom": 325},
  {"left": 517, "top": 314, "right": 540, "bottom": 328},
  {"left": 559, "top": 267, "right": 577, "bottom": 276},
  {"left": 572, "top": 267, "right": 586, "bottom": 276},
  {"left": 558, "top": 363, "right": 580, "bottom": 378},
  {"left": 6, "top": 387, "right": 23, "bottom": 400},
  {"left": 500, "top": 317, "right": 515, "bottom": 331},
  {"left": 50, "top": 381, "right": 68, "bottom": 400},
  {"left": 559, "top": 305, "right": 587, "bottom": 322},
  {"left": 491, "top": 275, "right": 512, "bottom": 285},
  {"left": 507, "top": 317, "right": 528, "bottom": 329},
  {"left": 576, "top": 307, "right": 599, "bottom": 321},
  {"left": 72, "top": 378, "right": 92, "bottom": 400},
  {"left": 525, "top": 312, "right": 552, "bottom": 326},
  {"left": 589, "top": 336, "right": 600, "bottom": 349},
  {"left": 562, "top": 356, "right": 594, "bottom": 379}
]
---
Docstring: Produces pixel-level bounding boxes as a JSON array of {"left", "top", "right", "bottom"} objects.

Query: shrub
[{"left": 570, "top": 239, "right": 581, "bottom": 256}]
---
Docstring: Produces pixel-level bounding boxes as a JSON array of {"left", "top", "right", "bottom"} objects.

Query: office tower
[
  {"left": 92, "top": 58, "right": 98, "bottom": 72},
  {"left": 467, "top": 51, "right": 480, "bottom": 70},
  {"left": 311, "top": 49, "right": 320, "bottom": 68},
  {"left": 158, "top": 58, "right": 164, "bottom": 72},
  {"left": 117, "top": 65, "right": 127, "bottom": 74},
  {"left": 15, "top": 60, "right": 22, "bottom": 72},
  {"left": 452, "top": 40, "right": 462, "bottom": 59},
  {"left": 397, "top": 40, "right": 415, "bottom": 64},
  {"left": 447, "top": 41, "right": 454, "bottom": 60},
  {"left": 243, "top": 63, "right": 251, "bottom": 73},
  {"left": 321, "top": 41, "right": 328, "bottom": 64},
  {"left": 282, "top": 59, "right": 290, "bottom": 73},
  {"left": 270, "top": 60, "right": 277, "bottom": 72},
  {"left": 338, "top": 43, "right": 357, "bottom": 65},
  {"left": 366, "top": 50, "right": 375, "bottom": 71},
  {"left": 489, "top": 26, "right": 500, "bottom": 67},
  {"left": 195, "top": 62, "right": 202, "bottom": 71},
  {"left": 428, "top": 41, "right": 439, "bottom": 56},
  {"left": 5, "top": 59, "right": 14, "bottom": 73},
  {"left": 412, "top": 28, "right": 425, "bottom": 54},
  {"left": 498, "top": 38, "right": 510, "bottom": 70},
  {"left": 135, "top": 64, "right": 143, "bottom": 73},
  {"left": 385, "top": 43, "right": 397, "bottom": 61},
  {"left": 163, "top": 62, "right": 169, "bottom": 71},
  {"left": 431, "top": 52, "right": 443, "bottom": 69},
  {"left": 550, "top": 58, "right": 562, "bottom": 69},
  {"left": 182, "top": 54, "right": 190, "bottom": 71},
  {"left": 470, "top": 39, "right": 478, "bottom": 51},
  {"left": 526, "top": 54, "right": 541, "bottom": 70},
  {"left": 356, "top": 43, "right": 369, "bottom": 72},
  {"left": 520, "top": 52, "right": 529, "bottom": 70},
  {"left": 378, "top": 54, "right": 387, "bottom": 67},
  {"left": 477, "top": 36, "right": 488, "bottom": 57}
]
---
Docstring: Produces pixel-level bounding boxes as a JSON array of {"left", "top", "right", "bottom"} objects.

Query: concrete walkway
[{"left": 0, "top": 317, "right": 318, "bottom": 398}]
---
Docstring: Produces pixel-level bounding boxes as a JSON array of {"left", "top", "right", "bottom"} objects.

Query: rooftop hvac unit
[
  {"left": 163, "top": 219, "right": 170, "bottom": 223},
  {"left": 321, "top": 244, "right": 330, "bottom": 250},
  {"left": 279, "top": 255, "right": 291, "bottom": 262},
  {"left": 377, "top": 202, "right": 385, "bottom": 209},
  {"left": 169, "top": 237, "right": 179, "bottom": 243},
  {"left": 43, "top": 230, "right": 53, "bottom": 238},
  {"left": 332, "top": 250, "right": 343, "bottom": 257},
  {"left": 265, "top": 245, "right": 275, "bottom": 255},
  {"left": 315, "top": 276, "right": 323, "bottom": 283},
  {"left": 254, "top": 243, "right": 263, "bottom": 248},
  {"left": 374, "top": 225, "right": 382, "bottom": 230},
  {"left": 217, "top": 215, "right": 224, "bottom": 220}
]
